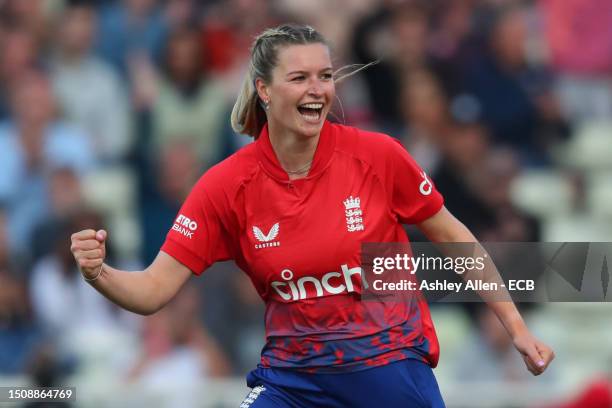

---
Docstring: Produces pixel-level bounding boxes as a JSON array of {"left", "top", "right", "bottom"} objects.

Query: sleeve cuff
[
  {"left": 160, "top": 239, "right": 207, "bottom": 276},
  {"left": 410, "top": 194, "right": 444, "bottom": 224}
]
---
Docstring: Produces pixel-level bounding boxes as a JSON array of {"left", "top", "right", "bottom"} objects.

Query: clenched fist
[{"left": 70, "top": 229, "right": 107, "bottom": 280}]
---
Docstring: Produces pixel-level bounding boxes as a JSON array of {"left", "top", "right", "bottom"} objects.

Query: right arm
[{"left": 71, "top": 229, "right": 192, "bottom": 315}]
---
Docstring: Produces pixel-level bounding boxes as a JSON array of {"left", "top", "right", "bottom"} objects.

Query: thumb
[
  {"left": 96, "top": 229, "right": 107, "bottom": 243},
  {"left": 524, "top": 344, "right": 545, "bottom": 368}
]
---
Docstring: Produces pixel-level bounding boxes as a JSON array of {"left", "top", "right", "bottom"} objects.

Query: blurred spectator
[
  {"left": 30, "top": 167, "right": 84, "bottom": 260},
  {"left": 0, "top": 71, "right": 95, "bottom": 259},
  {"left": 29, "top": 210, "right": 138, "bottom": 374},
  {"left": 428, "top": 0, "right": 478, "bottom": 93},
  {"left": 127, "top": 284, "right": 230, "bottom": 405},
  {"left": 351, "top": 1, "right": 452, "bottom": 133},
  {"left": 0, "top": 266, "right": 41, "bottom": 375},
  {"left": 541, "top": 0, "right": 612, "bottom": 121},
  {"left": 50, "top": 1, "right": 132, "bottom": 163},
  {"left": 275, "top": 0, "right": 370, "bottom": 63},
  {"left": 397, "top": 69, "right": 496, "bottom": 238},
  {"left": 0, "top": 26, "right": 41, "bottom": 119},
  {"left": 200, "top": 0, "right": 278, "bottom": 77},
  {"left": 474, "top": 148, "right": 541, "bottom": 242},
  {"left": 30, "top": 211, "right": 120, "bottom": 336},
  {"left": 0, "top": 0, "right": 57, "bottom": 48},
  {"left": 96, "top": 0, "right": 169, "bottom": 78},
  {"left": 432, "top": 123, "right": 498, "bottom": 239},
  {"left": 140, "top": 140, "right": 202, "bottom": 264},
  {"left": 399, "top": 69, "right": 451, "bottom": 172},
  {"left": 461, "top": 4, "right": 568, "bottom": 164},
  {"left": 163, "top": 0, "right": 201, "bottom": 29},
  {"left": 135, "top": 26, "right": 227, "bottom": 164}
]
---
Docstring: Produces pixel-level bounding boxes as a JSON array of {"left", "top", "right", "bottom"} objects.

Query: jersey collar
[{"left": 256, "top": 120, "right": 336, "bottom": 182}]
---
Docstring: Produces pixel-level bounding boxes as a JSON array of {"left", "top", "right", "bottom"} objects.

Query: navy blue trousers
[{"left": 240, "top": 359, "right": 446, "bottom": 408}]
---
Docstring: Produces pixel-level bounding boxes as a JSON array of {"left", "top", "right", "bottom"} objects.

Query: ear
[{"left": 255, "top": 78, "right": 269, "bottom": 103}]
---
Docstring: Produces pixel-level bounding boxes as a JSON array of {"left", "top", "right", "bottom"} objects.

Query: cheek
[
  {"left": 271, "top": 87, "right": 298, "bottom": 113},
  {"left": 325, "top": 83, "right": 336, "bottom": 102}
]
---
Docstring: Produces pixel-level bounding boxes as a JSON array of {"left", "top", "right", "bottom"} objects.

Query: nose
[{"left": 307, "top": 78, "right": 324, "bottom": 97}]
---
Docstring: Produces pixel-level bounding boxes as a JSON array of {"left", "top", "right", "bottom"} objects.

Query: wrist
[
  {"left": 83, "top": 264, "right": 104, "bottom": 282},
  {"left": 507, "top": 317, "right": 529, "bottom": 340}
]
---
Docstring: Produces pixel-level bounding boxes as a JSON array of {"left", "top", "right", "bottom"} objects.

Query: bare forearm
[
  {"left": 87, "top": 264, "right": 162, "bottom": 315},
  {"left": 72, "top": 231, "right": 191, "bottom": 316},
  {"left": 419, "top": 208, "right": 525, "bottom": 338},
  {"left": 486, "top": 301, "right": 528, "bottom": 338},
  {"left": 418, "top": 208, "right": 555, "bottom": 373}
]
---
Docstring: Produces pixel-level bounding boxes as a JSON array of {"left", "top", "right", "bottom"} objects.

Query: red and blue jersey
[{"left": 161, "top": 121, "right": 444, "bottom": 372}]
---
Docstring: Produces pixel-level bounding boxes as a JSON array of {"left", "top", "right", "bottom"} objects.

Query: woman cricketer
[{"left": 71, "top": 24, "right": 554, "bottom": 407}]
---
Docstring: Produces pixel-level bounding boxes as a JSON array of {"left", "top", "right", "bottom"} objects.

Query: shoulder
[
  {"left": 332, "top": 122, "right": 407, "bottom": 164},
  {"left": 193, "top": 141, "right": 258, "bottom": 200}
]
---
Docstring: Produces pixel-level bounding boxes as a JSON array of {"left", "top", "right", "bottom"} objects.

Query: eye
[
  {"left": 291, "top": 75, "right": 305, "bottom": 82},
  {"left": 321, "top": 73, "right": 333, "bottom": 80}
]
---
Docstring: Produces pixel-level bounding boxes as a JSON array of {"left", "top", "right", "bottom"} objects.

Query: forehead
[{"left": 274, "top": 43, "right": 332, "bottom": 74}]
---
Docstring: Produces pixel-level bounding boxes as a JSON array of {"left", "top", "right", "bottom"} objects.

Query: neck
[{"left": 267, "top": 121, "right": 320, "bottom": 179}]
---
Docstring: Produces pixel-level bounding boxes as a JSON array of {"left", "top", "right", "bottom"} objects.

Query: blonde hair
[
  {"left": 230, "top": 24, "right": 328, "bottom": 138},
  {"left": 230, "top": 23, "right": 377, "bottom": 138}
]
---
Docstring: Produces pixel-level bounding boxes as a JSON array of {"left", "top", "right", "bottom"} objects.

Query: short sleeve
[
  {"left": 385, "top": 138, "right": 444, "bottom": 224},
  {"left": 160, "top": 177, "right": 233, "bottom": 275}
]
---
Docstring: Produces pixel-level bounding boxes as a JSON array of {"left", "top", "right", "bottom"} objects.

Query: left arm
[{"left": 417, "top": 206, "right": 555, "bottom": 375}]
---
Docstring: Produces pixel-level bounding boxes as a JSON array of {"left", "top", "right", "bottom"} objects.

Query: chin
[
  {"left": 300, "top": 123, "right": 323, "bottom": 138},
  {"left": 295, "top": 116, "right": 326, "bottom": 137}
]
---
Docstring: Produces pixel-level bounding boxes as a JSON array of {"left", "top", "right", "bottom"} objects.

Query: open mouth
[{"left": 297, "top": 103, "right": 324, "bottom": 122}]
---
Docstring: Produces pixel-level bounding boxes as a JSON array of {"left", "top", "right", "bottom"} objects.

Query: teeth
[{"left": 300, "top": 103, "right": 323, "bottom": 109}]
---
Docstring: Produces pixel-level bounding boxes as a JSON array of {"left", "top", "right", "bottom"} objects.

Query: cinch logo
[
  {"left": 252, "top": 223, "right": 280, "bottom": 249},
  {"left": 419, "top": 171, "right": 432, "bottom": 196},
  {"left": 172, "top": 214, "right": 198, "bottom": 239},
  {"left": 271, "top": 265, "right": 368, "bottom": 301}
]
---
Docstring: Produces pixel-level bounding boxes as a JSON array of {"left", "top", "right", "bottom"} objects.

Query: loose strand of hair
[
  {"left": 329, "top": 94, "right": 347, "bottom": 125},
  {"left": 333, "top": 60, "right": 379, "bottom": 84}
]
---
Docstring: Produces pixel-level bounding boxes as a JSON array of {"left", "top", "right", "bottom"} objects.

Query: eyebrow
[{"left": 286, "top": 67, "right": 334, "bottom": 77}]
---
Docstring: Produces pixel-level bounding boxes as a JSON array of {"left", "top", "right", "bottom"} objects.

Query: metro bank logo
[{"left": 172, "top": 214, "right": 198, "bottom": 239}]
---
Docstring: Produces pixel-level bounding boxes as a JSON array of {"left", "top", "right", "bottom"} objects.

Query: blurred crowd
[{"left": 1, "top": 0, "right": 611, "bottom": 405}]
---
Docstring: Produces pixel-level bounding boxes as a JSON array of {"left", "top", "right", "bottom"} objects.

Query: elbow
[
  {"left": 134, "top": 270, "right": 168, "bottom": 316},
  {"left": 141, "top": 296, "right": 167, "bottom": 315},
  {"left": 126, "top": 294, "right": 164, "bottom": 316}
]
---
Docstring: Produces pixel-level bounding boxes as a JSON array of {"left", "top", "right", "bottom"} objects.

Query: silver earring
[{"left": 264, "top": 99, "right": 270, "bottom": 110}]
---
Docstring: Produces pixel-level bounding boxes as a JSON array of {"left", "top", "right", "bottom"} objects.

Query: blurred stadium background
[{"left": 0, "top": 0, "right": 611, "bottom": 407}]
